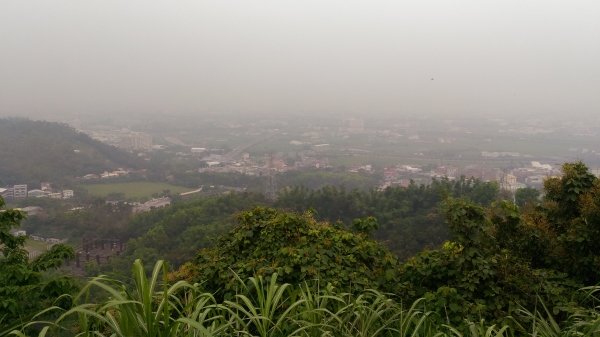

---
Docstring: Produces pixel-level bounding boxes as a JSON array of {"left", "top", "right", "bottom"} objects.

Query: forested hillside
[
  {"left": 275, "top": 177, "right": 499, "bottom": 259},
  {"left": 99, "top": 177, "right": 499, "bottom": 277},
  {"left": 0, "top": 118, "right": 144, "bottom": 186}
]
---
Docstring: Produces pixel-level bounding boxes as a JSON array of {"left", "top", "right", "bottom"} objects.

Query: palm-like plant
[
  {"left": 20, "top": 260, "right": 600, "bottom": 337},
  {"left": 13, "top": 260, "right": 231, "bottom": 337}
]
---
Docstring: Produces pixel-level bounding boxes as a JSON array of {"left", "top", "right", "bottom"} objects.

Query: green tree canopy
[
  {"left": 171, "top": 207, "right": 400, "bottom": 299},
  {"left": 514, "top": 187, "right": 540, "bottom": 206},
  {"left": 0, "top": 196, "right": 77, "bottom": 332}
]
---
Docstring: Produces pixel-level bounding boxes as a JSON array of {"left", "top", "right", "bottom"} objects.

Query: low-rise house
[
  {"left": 398, "top": 165, "right": 421, "bottom": 173},
  {"left": 28, "top": 189, "right": 46, "bottom": 197},
  {"left": 48, "top": 193, "right": 62, "bottom": 199},
  {"left": 100, "top": 171, "right": 119, "bottom": 178},
  {"left": 63, "top": 190, "right": 74, "bottom": 198},
  {"left": 431, "top": 166, "right": 459, "bottom": 180},
  {"left": 526, "top": 176, "right": 545, "bottom": 188},
  {"left": 311, "top": 144, "right": 330, "bottom": 151},
  {"left": 9, "top": 229, "right": 26, "bottom": 236},
  {"left": 21, "top": 206, "right": 43, "bottom": 216},
  {"left": 133, "top": 197, "right": 172, "bottom": 213}
]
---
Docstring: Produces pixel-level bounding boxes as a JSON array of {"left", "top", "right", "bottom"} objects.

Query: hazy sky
[{"left": 1, "top": 1, "right": 599, "bottom": 117}]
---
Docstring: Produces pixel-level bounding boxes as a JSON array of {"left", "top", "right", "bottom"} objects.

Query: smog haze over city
[{"left": 1, "top": 1, "right": 599, "bottom": 119}]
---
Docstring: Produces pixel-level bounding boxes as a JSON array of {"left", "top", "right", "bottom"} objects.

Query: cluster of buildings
[
  {"left": 197, "top": 150, "right": 331, "bottom": 176},
  {"left": 373, "top": 161, "right": 598, "bottom": 193},
  {"left": 348, "top": 164, "right": 374, "bottom": 173},
  {"left": 81, "top": 168, "right": 145, "bottom": 180},
  {"left": 132, "top": 197, "right": 172, "bottom": 213},
  {"left": 83, "top": 128, "right": 153, "bottom": 151},
  {"left": 426, "top": 162, "right": 565, "bottom": 192},
  {"left": 377, "top": 165, "right": 423, "bottom": 189},
  {"left": 339, "top": 118, "right": 365, "bottom": 134},
  {"left": 0, "top": 183, "right": 74, "bottom": 200}
]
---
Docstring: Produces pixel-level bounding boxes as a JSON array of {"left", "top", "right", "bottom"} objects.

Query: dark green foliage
[
  {"left": 399, "top": 197, "right": 580, "bottom": 324},
  {"left": 176, "top": 207, "right": 400, "bottom": 299},
  {"left": 83, "top": 261, "right": 101, "bottom": 277},
  {"left": 0, "top": 196, "right": 77, "bottom": 331},
  {"left": 276, "top": 178, "right": 500, "bottom": 259},
  {"left": 0, "top": 118, "right": 144, "bottom": 186},
  {"left": 21, "top": 201, "right": 132, "bottom": 241},
  {"left": 514, "top": 187, "right": 540, "bottom": 206},
  {"left": 102, "top": 192, "right": 265, "bottom": 277},
  {"left": 533, "top": 162, "right": 600, "bottom": 284}
]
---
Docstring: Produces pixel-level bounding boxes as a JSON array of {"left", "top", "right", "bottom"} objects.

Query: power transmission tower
[{"left": 265, "top": 152, "right": 278, "bottom": 202}]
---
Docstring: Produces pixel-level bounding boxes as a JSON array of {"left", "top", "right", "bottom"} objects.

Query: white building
[
  {"left": 10, "top": 229, "right": 26, "bottom": 236},
  {"left": 28, "top": 189, "right": 46, "bottom": 197},
  {"left": 63, "top": 190, "right": 74, "bottom": 199},
  {"left": 120, "top": 132, "right": 153, "bottom": 151},
  {"left": 13, "top": 184, "right": 27, "bottom": 199},
  {"left": 191, "top": 147, "right": 206, "bottom": 153},
  {"left": 505, "top": 182, "right": 527, "bottom": 192},
  {"left": 312, "top": 144, "right": 330, "bottom": 151},
  {"left": 133, "top": 197, "right": 172, "bottom": 213},
  {"left": 21, "top": 206, "right": 43, "bottom": 215},
  {"left": 531, "top": 161, "right": 553, "bottom": 171}
]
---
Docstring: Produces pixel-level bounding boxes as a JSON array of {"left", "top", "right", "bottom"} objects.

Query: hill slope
[{"left": 0, "top": 118, "right": 145, "bottom": 186}]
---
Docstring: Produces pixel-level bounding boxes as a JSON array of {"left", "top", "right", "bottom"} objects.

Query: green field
[
  {"left": 24, "top": 238, "right": 49, "bottom": 253},
  {"left": 82, "top": 182, "right": 193, "bottom": 200}
]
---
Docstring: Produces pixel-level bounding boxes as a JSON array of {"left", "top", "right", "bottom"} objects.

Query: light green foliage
[
  {"left": 82, "top": 182, "right": 193, "bottom": 200},
  {"left": 14, "top": 260, "right": 600, "bottom": 337},
  {"left": 13, "top": 260, "right": 443, "bottom": 337},
  {"left": 0, "top": 196, "right": 77, "bottom": 333}
]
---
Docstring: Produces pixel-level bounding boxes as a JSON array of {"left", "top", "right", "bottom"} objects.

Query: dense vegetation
[
  {"left": 15, "top": 260, "right": 600, "bottom": 337},
  {"left": 102, "top": 192, "right": 267, "bottom": 276},
  {"left": 171, "top": 207, "right": 399, "bottom": 299},
  {"left": 97, "top": 178, "right": 499, "bottom": 278},
  {"left": 0, "top": 196, "right": 77, "bottom": 334},
  {"left": 22, "top": 199, "right": 132, "bottom": 242},
  {"left": 276, "top": 177, "right": 500, "bottom": 259},
  {"left": 7, "top": 161, "right": 600, "bottom": 336},
  {"left": 0, "top": 118, "right": 144, "bottom": 186}
]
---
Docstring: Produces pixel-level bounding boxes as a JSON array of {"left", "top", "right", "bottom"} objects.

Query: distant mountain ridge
[{"left": 0, "top": 118, "right": 145, "bottom": 186}]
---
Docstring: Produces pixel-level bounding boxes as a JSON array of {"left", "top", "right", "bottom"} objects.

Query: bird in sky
[{"left": 431, "top": 78, "right": 434, "bottom": 80}]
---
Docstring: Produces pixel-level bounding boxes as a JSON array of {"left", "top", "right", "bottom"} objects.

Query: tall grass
[{"left": 9, "top": 260, "right": 600, "bottom": 337}]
